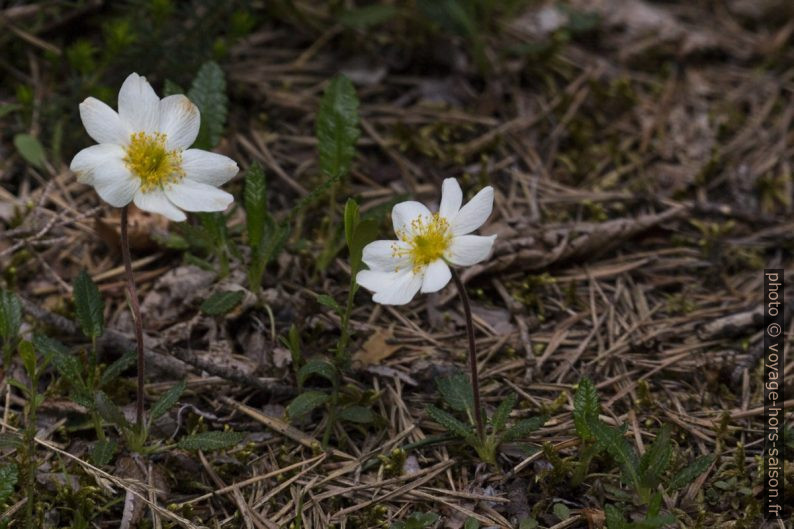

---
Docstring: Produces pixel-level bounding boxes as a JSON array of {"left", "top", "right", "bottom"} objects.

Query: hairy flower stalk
[{"left": 120, "top": 206, "right": 146, "bottom": 429}]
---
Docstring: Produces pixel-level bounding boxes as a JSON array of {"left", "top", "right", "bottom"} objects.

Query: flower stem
[
  {"left": 450, "top": 267, "right": 485, "bottom": 441},
  {"left": 120, "top": 206, "right": 145, "bottom": 431}
]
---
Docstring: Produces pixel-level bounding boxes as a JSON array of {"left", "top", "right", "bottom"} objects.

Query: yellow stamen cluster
[
  {"left": 393, "top": 213, "right": 452, "bottom": 271},
  {"left": 123, "top": 132, "right": 184, "bottom": 192}
]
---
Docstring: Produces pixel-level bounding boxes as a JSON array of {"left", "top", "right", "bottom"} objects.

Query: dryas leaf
[
  {"left": 150, "top": 380, "right": 187, "bottom": 422},
  {"left": 178, "top": 430, "right": 246, "bottom": 451},
  {"left": 188, "top": 61, "right": 227, "bottom": 149},
  {"left": 286, "top": 391, "right": 329, "bottom": 421},
  {"left": 316, "top": 74, "right": 360, "bottom": 179},
  {"left": 573, "top": 377, "right": 600, "bottom": 441},
  {"left": 200, "top": 290, "right": 244, "bottom": 316},
  {"left": 73, "top": 270, "right": 104, "bottom": 339}
]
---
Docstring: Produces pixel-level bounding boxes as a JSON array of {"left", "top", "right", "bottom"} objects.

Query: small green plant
[
  {"left": 427, "top": 373, "right": 546, "bottom": 465},
  {"left": 573, "top": 378, "right": 715, "bottom": 528},
  {"left": 285, "top": 199, "right": 378, "bottom": 448},
  {"left": 0, "top": 289, "right": 22, "bottom": 367},
  {"left": 389, "top": 511, "right": 439, "bottom": 529}
]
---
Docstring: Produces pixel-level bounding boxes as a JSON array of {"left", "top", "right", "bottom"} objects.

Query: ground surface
[{"left": 0, "top": 1, "right": 792, "bottom": 528}]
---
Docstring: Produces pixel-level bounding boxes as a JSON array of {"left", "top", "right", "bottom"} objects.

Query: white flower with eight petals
[
  {"left": 356, "top": 178, "right": 496, "bottom": 305},
  {"left": 70, "top": 73, "right": 237, "bottom": 221}
]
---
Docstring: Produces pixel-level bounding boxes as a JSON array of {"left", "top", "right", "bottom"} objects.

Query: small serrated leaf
[
  {"left": 436, "top": 373, "right": 474, "bottom": 413},
  {"left": 586, "top": 416, "right": 640, "bottom": 491},
  {"left": 297, "top": 359, "right": 338, "bottom": 388},
  {"left": 0, "top": 289, "right": 22, "bottom": 343},
  {"left": 73, "top": 270, "right": 104, "bottom": 339},
  {"left": 639, "top": 424, "right": 672, "bottom": 489},
  {"left": 316, "top": 74, "right": 360, "bottom": 179},
  {"left": 187, "top": 61, "right": 227, "bottom": 149},
  {"left": 244, "top": 162, "right": 267, "bottom": 251},
  {"left": 426, "top": 405, "right": 476, "bottom": 444},
  {"left": 553, "top": 503, "right": 570, "bottom": 521},
  {"left": 668, "top": 454, "right": 714, "bottom": 491},
  {"left": 200, "top": 290, "right": 244, "bottom": 316},
  {"left": 338, "top": 405, "right": 375, "bottom": 424},
  {"left": 316, "top": 294, "right": 342, "bottom": 314},
  {"left": 501, "top": 415, "right": 547, "bottom": 443},
  {"left": 491, "top": 393, "right": 516, "bottom": 433},
  {"left": 604, "top": 504, "right": 628, "bottom": 529},
  {"left": 338, "top": 5, "right": 398, "bottom": 28},
  {"left": 94, "top": 391, "right": 130, "bottom": 430},
  {"left": 344, "top": 198, "right": 360, "bottom": 249},
  {"left": 573, "top": 377, "right": 600, "bottom": 441},
  {"left": 0, "top": 464, "right": 18, "bottom": 505},
  {"left": 90, "top": 439, "right": 117, "bottom": 466},
  {"left": 177, "top": 430, "right": 245, "bottom": 451},
  {"left": 14, "top": 133, "right": 47, "bottom": 169},
  {"left": 286, "top": 391, "right": 329, "bottom": 421},
  {"left": 99, "top": 350, "right": 136, "bottom": 387},
  {"left": 150, "top": 380, "right": 186, "bottom": 422},
  {"left": 463, "top": 517, "right": 480, "bottom": 529}
]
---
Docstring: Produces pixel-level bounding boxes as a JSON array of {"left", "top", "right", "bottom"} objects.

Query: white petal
[
  {"left": 118, "top": 73, "right": 160, "bottom": 134},
  {"left": 372, "top": 270, "right": 423, "bottom": 306},
  {"left": 446, "top": 235, "right": 496, "bottom": 266},
  {"left": 70, "top": 144, "right": 126, "bottom": 185},
  {"left": 159, "top": 95, "right": 200, "bottom": 150},
  {"left": 451, "top": 186, "right": 494, "bottom": 235},
  {"left": 182, "top": 149, "right": 238, "bottom": 186},
  {"left": 420, "top": 259, "right": 451, "bottom": 293},
  {"left": 361, "top": 240, "right": 411, "bottom": 272},
  {"left": 165, "top": 180, "right": 233, "bottom": 213},
  {"left": 439, "top": 178, "right": 462, "bottom": 220},
  {"left": 392, "top": 201, "right": 431, "bottom": 238},
  {"left": 356, "top": 269, "right": 393, "bottom": 293},
  {"left": 133, "top": 189, "right": 186, "bottom": 222},
  {"left": 78, "top": 98, "right": 130, "bottom": 145},
  {"left": 89, "top": 157, "right": 139, "bottom": 208}
]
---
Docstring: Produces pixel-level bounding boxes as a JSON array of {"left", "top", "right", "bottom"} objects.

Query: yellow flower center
[
  {"left": 394, "top": 213, "right": 452, "bottom": 271},
  {"left": 123, "top": 132, "right": 184, "bottom": 192}
]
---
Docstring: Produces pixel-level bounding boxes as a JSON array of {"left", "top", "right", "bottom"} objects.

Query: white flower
[
  {"left": 70, "top": 73, "right": 238, "bottom": 221},
  {"left": 356, "top": 178, "right": 496, "bottom": 305}
]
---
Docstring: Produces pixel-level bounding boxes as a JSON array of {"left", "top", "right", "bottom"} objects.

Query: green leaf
[
  {"left": 343, "top": 198, "right": 360, "bottom": 249},
  {"left": 18, "top": 341, "right": 35, "bottom": 377},
  {"left": 90, "top": 439, "right": 117, "bottom": 466},
  {"left": 99, "top": 350, "right": 136, "bottom": 387},
  {"left": 200, "top": 290, "right": 244, "bottom": 316},
  {"left": 638, "top": 424, "right": 672, "bottom": 490},
  {"left": 13, "top": 133, "right": 47, "bottom": 169},
  {"left": 604, "top": 504, "right": 628, "bottom": 529},
  {"left": 0, "top": 433, "right": 22, "bottom": 450},
  {"left": 0, "top": 289, "right": 22, "bottom": 343},
  {"left": 0, "top": 103, "right": 22, "bottom": 118},
  {"left": 338, "top": 405, "right": 375, "bottom": 424},
  {"left": 39, "top": 334, "right": 89, "bottom": 402},
  {"left": 349, "top": 219, "right": 378, "bottom": 275},
  {"left": 436, "top": 373, "right": 474, "bottom": 413},
  {"left": 463, "top": 517, "right": 480, "bottom": 529},
  {"left": 553, "top": 503, "right": 570, "bottom": 521},
  {"left": 634, "top": 514, "right": 677, "bottom": 528},
  {"left": 32, "top": 333, "right": 65, "bottom": 360},
  {"left": 297, "top": 359, "right": 338, "bottom": 388},
  {"left": 244, "top": 162, "right": 267, "bottom": 251},
  {"left": 573, "top": 377, "right": 600, "bottom": 441},
  {"left": 73, "top": 270, "right": 104, "bottom": 339},
  {"left": 286, "top": 391, "right": 329, "bottom": 421},
  {"left": 163, "top": 79, "right": 184, "bottom": 96},
  {"left": 94, "top": 391, "right": 130, "bottom": 430},
  {"left": 501, "top": 416, "right": 547, "bottom": 443},
  {"left": 188, "top": 61, "right": 227, "bottom": 149},
  {"left": 177, "top": 430, "right": 246, "bottom": 451},
  {"left": 586, "top": 416, "right": 640, "bottom": 491},
  {"left": 316, "top": 294, "right": 342, "bottom": 314},
  {"left": 0, "top": 464, "right": 18, "bottom": 505},
  {"left": 316, "top": 74, "right": 360, "bottom": 179},
  {"left": 390, "top": 512, "right": 439, "bottom": 529},
  {"left": 426, "top": 405, "right": 476, "bottom": 444},
  {"left": 417, "top": 0, "right": 477, "bottom": 37},
  {"left": 338, "top": 5, "right": 398, "bottom": 28},
  {"left": 150, "top": 380, "right": 186, "bottom": 422},
  {"left": 668, "top": 454, "right": 714, "bottom": 491},
  {"left": 491, "top": 393, "right": 516, "bottom": 433}
]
